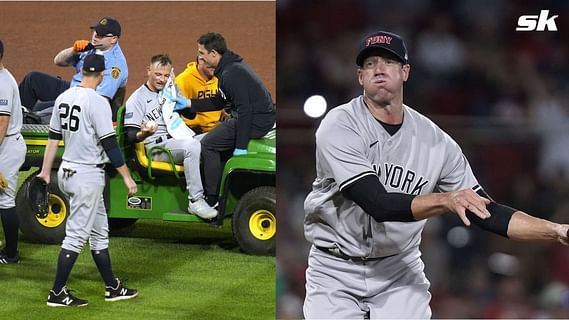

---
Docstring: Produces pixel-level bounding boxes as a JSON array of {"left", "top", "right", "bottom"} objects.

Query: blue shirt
[{"left": 71, "top": 43, "right": 128, "bottom": 99}]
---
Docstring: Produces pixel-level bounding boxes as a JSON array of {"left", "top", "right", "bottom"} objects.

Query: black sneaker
[
  {"left": 105, "top": 278, "right": 138, "bottom": 302},
  {"left": 0, "top": 250, "right": 20, "bottom": 264},
  {"left": 46, "top": 287, "right": 88, "bottom": 307}
]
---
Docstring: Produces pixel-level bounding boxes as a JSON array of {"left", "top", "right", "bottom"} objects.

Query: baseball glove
[
  {"left": 0, "top": 172, "right": 7, "bottom": 193},
  {"left": 28, "top": 176, "right": 49, "bottom": 217}
]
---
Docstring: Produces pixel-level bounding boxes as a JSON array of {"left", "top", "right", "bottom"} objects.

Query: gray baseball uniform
[
  {"left": 124, "top": 84, "right": 205, "bottom": 201},
  {"left": 0, "top": 68, "right": 26, "bottom": 209},
  {"left": 303, "top": 96, "right": 480, "bottom": 319},
  {"left": 49, "top": 86, "right": 115, "bottom": 253}
]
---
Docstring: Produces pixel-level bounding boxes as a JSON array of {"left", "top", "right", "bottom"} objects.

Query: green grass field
[{"left": 0, "top": 171, "right": 275, "bottom": 319}]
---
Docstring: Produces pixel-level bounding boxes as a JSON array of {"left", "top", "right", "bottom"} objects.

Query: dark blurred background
[{"left": 276, "top": 0, "right": 569, "bottom": 318}]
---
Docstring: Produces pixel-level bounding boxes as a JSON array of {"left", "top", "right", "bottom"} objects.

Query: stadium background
[{"left": 276, "top": 0, "right": 569, "bottom": 318}]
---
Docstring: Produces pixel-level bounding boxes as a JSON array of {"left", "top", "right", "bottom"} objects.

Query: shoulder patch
[
  {"left": 111, "top": 67, "right": 121, "bottom": 79},
  {"left": 0, "top": 99, "right": 8, "bottom": 105},
  {"left": 125, "top": 112, "right": 133, "bottom": 119}
]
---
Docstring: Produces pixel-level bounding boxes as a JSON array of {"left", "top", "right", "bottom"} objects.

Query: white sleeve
[{"left": 316, "top": 111, "right": 376, "bottom": 191}]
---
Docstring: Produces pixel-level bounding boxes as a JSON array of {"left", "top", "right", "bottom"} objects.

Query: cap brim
[{"left": 356, "top": 46, "right": 406, "bottom": 66}]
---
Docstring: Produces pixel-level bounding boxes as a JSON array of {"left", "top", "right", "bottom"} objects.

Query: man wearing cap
[
  {"left": 37, "top": 53, "right": 138, "bottom": 307},
  {"left": 302, "top": 30, "right": 569, "bottom": 319},
  {"left": 19, "top": 16, "right": 128, "bottom": 120}
]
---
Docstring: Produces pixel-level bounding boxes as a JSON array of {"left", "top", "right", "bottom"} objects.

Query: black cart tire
[
  {"left": 16, "top": 170, "right": 68, "bottom": 244},
  {"left": 232, "top": 186, "right": 276, "bottom": 256}
]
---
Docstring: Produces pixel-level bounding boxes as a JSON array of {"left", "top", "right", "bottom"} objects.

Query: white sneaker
[{"left": 188, "top": 198, "right": 218, "bottom": 219}]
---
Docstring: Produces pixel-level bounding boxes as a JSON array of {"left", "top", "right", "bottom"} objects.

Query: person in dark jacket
[{"left": 170, "top": 32, "right": 276, "bottom": 207}]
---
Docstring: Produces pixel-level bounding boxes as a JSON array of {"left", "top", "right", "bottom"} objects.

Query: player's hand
[
  {"left": 36, "top": 171, "right": 50, "bottom": 185},
  {"left": 73, "top": 40, "right": 93, "bottom": 52},
  {"left": 0, "top": 172, "right": 7, "bottom": 192},
  {"left": 123, "top": 175, "right": 137, "bottom": 196},
  {"left": 555, "top": 224, "right": 569, "bottom": 246},
  {"left": 446, "top": 189, "right": 491, "bottom": 226},
  {"left": 220, "top": 110, "right": 231, "bottom": 121}
]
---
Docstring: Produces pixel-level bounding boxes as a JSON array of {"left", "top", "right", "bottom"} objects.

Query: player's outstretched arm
[
  {"left": 343, "top": 175, "right": 491, "bottom": 224},
  {"left": 507, "top": 211, "right": 569, "bottom": 245}
]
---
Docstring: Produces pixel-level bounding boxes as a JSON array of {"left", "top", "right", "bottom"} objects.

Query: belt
[
  {"left": 316, "top": 246, "right": 383, "bottom": 262},
  {"left": 96, "top": 163, "right": 105, "bottom": 168},
  {"left": 146, "top": 134, "right": 172, "bottom": 145}
]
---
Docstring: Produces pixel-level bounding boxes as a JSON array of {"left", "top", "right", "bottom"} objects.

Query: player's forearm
[
  {"left": 54, "top": 47, "right": 78, "bottom": 67},
  {"left": 507, "top": 211, "right": 566, "bottom": 241},
  {"left": 410, "top": 193, "right": 449, "bottom": 220},
  {"left": 115, "top": 164, "right": 132, "bottom": 181},
  {"left": 39, "top": 139, "right": 60, "bottom": 175}
]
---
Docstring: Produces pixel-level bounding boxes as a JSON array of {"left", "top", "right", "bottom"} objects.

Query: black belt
[
  {"left": 96, "top": 163, "right": 105, "bottom": 168},
  {"left": 316, "top": 246, "right": 383, "bottom": 262},
  {"left": 148, "top": 134, "right": 172, "bottom": 145}
]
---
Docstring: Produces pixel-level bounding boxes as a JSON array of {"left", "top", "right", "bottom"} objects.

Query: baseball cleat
[
  {"left": 105, "top": 278, "right": 138, "bottom": 302},
  {"left": 47, "top": 287, "right": 88, "bottom": 307},
  {"left": 188, "top": 198, "right": 218, "bottom": 219},
  {"left": 0, "top": 250, "right": 20, "bottom": 264}
]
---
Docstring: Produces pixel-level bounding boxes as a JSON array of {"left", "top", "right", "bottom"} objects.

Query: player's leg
[
  {"left": 88, "top": 188, "right": 138, "bottom": 301},
  {"left": 365, "top": 249, "right": 432, "bottom": 319},
  {"left": 18, "top": 71, "right": 70, "bottom": 110},
  {"left": 158, "top": 138, "right": 216, "bottom": 219},
  {"left": 89, "top": 190, "right": 114, "bottom": 286},
  {"left": 51, "top": 166, "right": 104, "bottom": 292},
  {"left": 304, "top": 246, "right": 368, "bottom": 319},
  {"left": 199, "top": 119, "right": 237, "bottom": 206},
  {"left": 0, "top": 135, "right": 26, "bottom": 263}
]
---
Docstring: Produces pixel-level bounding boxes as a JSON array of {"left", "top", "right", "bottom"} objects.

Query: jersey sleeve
[
  {"left": 0, "top": 79, "right": 14, "bottom": 116},
  {"left": 90, "top": 95, "right": 115, "bottom": 139},
  {"left": 124, "top": 90, "right": 144, "bottom": 129},
  {"left": 436, "top": 133, "right": 480, "bottom": 192},
  {"left": 48, "top": 96, "right": 63, "bottom": 136},
  {"left": 316, "top": 110, "right": 375, "bottom": 191}
]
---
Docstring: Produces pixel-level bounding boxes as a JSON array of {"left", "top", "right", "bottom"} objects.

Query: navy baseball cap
[
  {"left": 356, "top": 31, "right": 408, "bottom": 66},
  {"left": 91, "top": 16, "right": 121, "bottom": 37},
  {"left": 82, "top": 53, "right": 105, "bottom": 72}
]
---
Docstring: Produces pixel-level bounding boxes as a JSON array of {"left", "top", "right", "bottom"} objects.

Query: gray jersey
[
  {"left": 0, "top": 68, "right": 26, "bottom": 209},
  {"left": 0, "top": 69, "right": 23, "bottom": 135},
  {"left": 49, "top": 87, "right": 114, "bottom": 165},
  {"left": 304, "top": 96, "right": 480, "bottom": 258},
  {"left": 124, "top": 84, "right": 168, "bottom": 139}
]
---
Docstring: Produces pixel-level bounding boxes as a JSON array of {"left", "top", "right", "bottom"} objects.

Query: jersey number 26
[{"left": 59, "top": 103, "right": 81, "bottom": 132}]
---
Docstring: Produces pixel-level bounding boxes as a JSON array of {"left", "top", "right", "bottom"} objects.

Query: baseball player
[
  {"left": 171, "top": 32, "right": 276, "bottom": 207},
  {"left": 123, "top": 54, "right": 217, "bottom": 219},
  {"left": 0, "top": 39, "right": 26, "bottom": 264},
  {"left": 19, "top": 16, "right": 127, "bottom": 116},
  {"left": 175, "top": 57, "right": 225, "bottom": 134},
  {"left": 37, "top": 53, "right": 137, "bottom": 307},
  {"left": 303, "top": 30, "right": 569, "bottom": 319}
]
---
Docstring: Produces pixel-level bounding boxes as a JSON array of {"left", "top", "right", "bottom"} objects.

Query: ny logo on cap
[
  {"left": 366, "top": 35, "right": 392, "bottom": 47},
  {"left": 99, "top": 18, "right": 108, "bottom": 25}
]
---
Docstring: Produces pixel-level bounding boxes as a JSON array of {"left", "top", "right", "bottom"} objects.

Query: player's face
[
  {"left": 147, "top": 63, "right": 172, "bottom": 92},
  {"left": 357, "top": 54, "right": 410, "bottom": 106},
  {"left": 91, "top": 31, "right": 118, "bottom": 50},
  {"left": 197, "top": 44, "right": 219, "bottom": 69}
]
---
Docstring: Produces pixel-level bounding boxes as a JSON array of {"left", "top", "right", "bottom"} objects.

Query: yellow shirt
[{"left": 175, "top": 62, "right": 221, "bottom": 133}]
